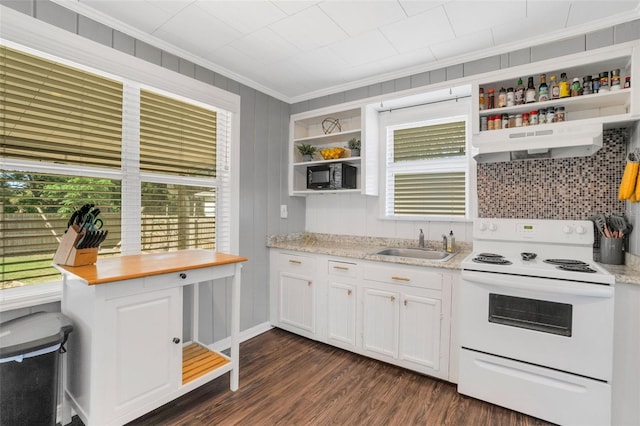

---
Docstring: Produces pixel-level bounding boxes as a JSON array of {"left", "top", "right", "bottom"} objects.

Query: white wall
[{"left": 306, "top": 194, "right": 474, "bottom": 243}]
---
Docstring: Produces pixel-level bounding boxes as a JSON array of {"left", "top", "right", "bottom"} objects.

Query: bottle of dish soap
[{"left": 446, "top": 230, "right": 455, "bottom": 253}]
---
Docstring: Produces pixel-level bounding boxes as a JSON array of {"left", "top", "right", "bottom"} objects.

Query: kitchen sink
[{"left": 373, "top": 247, "right": 455, "bottom": 262}]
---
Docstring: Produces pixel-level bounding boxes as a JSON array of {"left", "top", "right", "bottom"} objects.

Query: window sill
[{"left": 0, "top": 281, "right": 62, "bottom": 312}]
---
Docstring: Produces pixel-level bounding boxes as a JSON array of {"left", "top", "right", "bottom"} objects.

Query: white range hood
[{"left": 473, "top": 122, "right": 604, "bottom": 163}]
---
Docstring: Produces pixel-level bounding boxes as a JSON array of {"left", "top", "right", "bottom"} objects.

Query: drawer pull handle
[
  {"left": 179, "top": 273, "right": 187, "bottom": 279},
  {"left": 391, "top": 276, "right": 410, "bottom": 282},
  {"left": 289, "top": 260, "right": 302, "bottom": 264},
  {"left": 333, "top": 266, "right": 349, "bottom": 270},
  {"left": 390, "top": 296, "right": 396, "bottom": 302},
  {"left": 173, "top": 337, "right": 181, "bottom": 344},
  {"left": 348, "top": 290, "right": 352, "bottom": 296},
  {"left": 308, "top": 281, "right": 312, "bottom": 286}
]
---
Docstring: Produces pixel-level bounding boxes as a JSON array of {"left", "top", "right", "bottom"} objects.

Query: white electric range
[{"left": 458, "top": 218, "right": 614, "bottom": 426}]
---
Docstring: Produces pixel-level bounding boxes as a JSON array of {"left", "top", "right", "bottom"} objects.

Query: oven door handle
[{"left": 461, "top": 270, "right": 613, "bottom": 298}]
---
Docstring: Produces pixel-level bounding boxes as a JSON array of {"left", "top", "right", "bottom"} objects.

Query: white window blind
[
  {"left": 1, "top": 46, "right": 123, "bottom": 168},
  {"left": 140, "top": 90, "right": 216, "bottom": 178},
  {"left": 139, "top": 90, "right": 223, "bottom": 253},
  {"left": 386, "top": 118, "right": 468, "bottom": 218}
]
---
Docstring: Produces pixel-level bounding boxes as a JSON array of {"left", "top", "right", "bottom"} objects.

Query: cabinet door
[
  {"left": 104, "top": 287, "right": 181, "bottom": 418},
  {"left": 362, "top": 287, "right": 399, "bottom": 359},
  {"left": 399, "top": 293, "right": 442, "bottom": 372},
  {"left": 328, "top": 281, "right": 357, "bottom": 349},
  {"left": 279, "top": 272, "right": 315, "bottom": 334}
]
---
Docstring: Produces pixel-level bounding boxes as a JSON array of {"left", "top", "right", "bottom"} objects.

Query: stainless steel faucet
[{"left": 419, "top": 229, "right": 425, "bottom": 248}]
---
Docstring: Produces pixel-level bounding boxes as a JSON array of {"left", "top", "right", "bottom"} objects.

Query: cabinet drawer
[
  {"left": 143, "top": 266, "right": 215, "bottom": 289},
  {"left": 328, "top": 260, "right": 359, "bottom": 278},
  {"left": 279, "top": 252, "right": 316, "bottom": 272},
  {"left": 363, "top": 263, "right": 442, "bottom": 290}
]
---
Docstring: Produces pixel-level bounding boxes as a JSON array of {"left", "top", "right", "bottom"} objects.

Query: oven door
[{"left": 460, "top": 270, "right": 614, "bottom": 381}]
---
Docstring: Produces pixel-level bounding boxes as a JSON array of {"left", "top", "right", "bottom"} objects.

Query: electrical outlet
[{"left": 280, "top": 204, "right": 288, "bottom": 219}]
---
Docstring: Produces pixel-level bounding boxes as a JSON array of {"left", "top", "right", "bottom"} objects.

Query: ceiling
[{"left": 57, "top": 0, "right": 640, "bottom": 103}]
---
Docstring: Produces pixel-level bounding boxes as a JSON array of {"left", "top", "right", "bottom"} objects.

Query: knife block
[{"left": 53, "top": 226, "right": 98, "bottom": 267}]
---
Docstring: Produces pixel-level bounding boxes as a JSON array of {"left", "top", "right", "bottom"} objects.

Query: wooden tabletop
[{"left": 56, "top": 249, "right": 248, "bottom": 285}]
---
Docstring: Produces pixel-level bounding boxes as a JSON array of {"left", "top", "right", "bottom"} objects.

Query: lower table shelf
[{"left": 182, "top": 343, "right": 230, "bottom": 385}]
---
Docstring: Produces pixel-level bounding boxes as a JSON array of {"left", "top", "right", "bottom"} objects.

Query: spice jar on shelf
[
  {"left": 556, "top": 106, "right": 566, "bottom": 122},
  {"left": 522, "top": 112, "right": 530, "bottom": 126},
  {"left": 570, "top": 78, "right": 581, "bottom": 97},
  {"left": 529, "top": 110, "right": 539, "bottom": 125},
  {"left": 479, "top": 88, "right": 485, "bottom": 110},
  {"left": 610, "top": 69, "right": 621, "bottom": 90}
]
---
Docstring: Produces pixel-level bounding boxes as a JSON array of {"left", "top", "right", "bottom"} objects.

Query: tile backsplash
[{"left": 477, "top": 128, "right": 628, "bottom": 220}]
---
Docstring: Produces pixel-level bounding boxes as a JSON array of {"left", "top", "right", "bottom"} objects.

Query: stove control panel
[{"left": 475, "top": 219, "right": 594, "bottom": 245}]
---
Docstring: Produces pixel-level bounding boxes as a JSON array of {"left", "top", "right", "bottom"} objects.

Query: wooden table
[{"left": 55, "top": 250, "right": 247, "bottom": 426}]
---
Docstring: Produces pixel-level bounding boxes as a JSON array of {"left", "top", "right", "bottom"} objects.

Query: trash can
[{"left": 0, "top": 311, "right": 73, "bottom": 426}]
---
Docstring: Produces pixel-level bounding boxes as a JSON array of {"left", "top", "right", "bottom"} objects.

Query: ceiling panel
[
  {"left": 319, "top": 0, "right": 406, "bottom": 36},
  {"left": 330, "top": 29, "right": 399, "bottom": 67},
  {"left": 381, "top": 6, "right": 455, "bottom": 53},
  {"left": 196, "top": 1, "right": 287, "bottom": 35},
  {"left": 80, "top": 0, "right": 174, "bottom": 33},
  {"left": 229, "top": 28, "right": 300, "bottom": 64},
  {"left": 444, "top": 0, "right": 527, "bottom": 37},
  {"left": 268, "top": 5, "right": 349, "bottom": 51}
]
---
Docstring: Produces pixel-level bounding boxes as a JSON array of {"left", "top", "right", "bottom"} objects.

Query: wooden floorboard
[{"left": 117, "top": 328, "right": 553, "bottom": 426}]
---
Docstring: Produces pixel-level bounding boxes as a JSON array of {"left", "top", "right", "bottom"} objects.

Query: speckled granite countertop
[
  {"left": 267, "top": 233, "right": 471, "bottom": 271},
  {"left": 600, "top": 253, "right": 640, "bottom": 285},
  {"left": 267, "top": 232, "right": 639, "bottom": 285}
]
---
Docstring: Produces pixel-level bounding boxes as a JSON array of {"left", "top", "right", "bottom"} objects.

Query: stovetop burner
[
  {"left": 473, "top": 254, "right": 512, "bottom": 265},
  {"left": 557, "top": 264, "right": 597, "bottom": 273},
  {"left": 543, "top": 259, "right": 589, "bottom": 266},
  {"left": 543, "top": 259, "right": 597, "bottom": 273}
]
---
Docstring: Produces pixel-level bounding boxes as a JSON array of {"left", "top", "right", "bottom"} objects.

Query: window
[
  {"left": 1, "top": 43, "right": 235, "bottom": 291},
  {"left": 380, "top": 96, "right": 472, "bottom": 220}
]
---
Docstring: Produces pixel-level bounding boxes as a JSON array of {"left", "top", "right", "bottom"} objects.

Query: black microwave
[{"left": 307, "top": 163, "right": 357, "bottom": 190}]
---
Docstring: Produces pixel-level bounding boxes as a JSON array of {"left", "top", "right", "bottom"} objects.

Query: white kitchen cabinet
[
  {"left": 361, "top": 262, "right": 450, "bottom": 380},
  {"left": 289, "top": 103, "right": 378, "bottom": 196},
  {"left": 56, "top": 250, "right": 246, "bottom": 426},
  {"left": 104, "top": 287, "right": 182, "bottom": 420},
  {"left": 362, "top": 286, "right": 399, "bottom": 359},
  {"left": 270, "top": 251, "right": 317, "bottom": 339},
  {"left": 327, "top": 260, "right": 358, "bottom": 351},
  {"left": 361, "top": 279, "right": 447, "bottom": 379},
  {"left": 471, "top": 41, "right": 639, "bottom": 162},
  {"left": 399, "top": 293, "right": 442, "bottom": 372}
]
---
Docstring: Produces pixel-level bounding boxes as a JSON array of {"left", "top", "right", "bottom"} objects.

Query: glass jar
[
  {"left": 529, "top": 110, "right": 538, "bottom": 125},
  {"left": 480, "top": 116, "right": 488, "bottom": 131},
  {"left": 494, "top": 114, "right": 502, "bottom": 129},
  {"left": 538, "top": 108, "right": 546, "bottom": 124},
  {"left": 501, "top": 113, "right": 509, "bottom": 129},
  {"left": 556, "top": 106, "right": 566, "bottom": 122},
  {"left": 571, "top": 78, "right": 581, "bottom": 97},
  {"left": 487, "top": 115, "right": 494, "bottom": 130},
  {"left": 610, "top": 69, "right": 621, "bottom": 90},
  {"left": 498, "top": 87, "right": 507, "bottom": 108},
  {"left": 624, "top": 76, "right": 631, "bottom": 88},
  {"left": 515, "top": 114, "right": 523, "bottom": 127},
  {"left": 546, "top": 107, "right": 555, "bottom": 123},
  {"left": 522, "top": 113, "right": 529, "bottom": 126},
  {"left": 509, "top": 114, "right": 516, "bottom": 128},
  {"left": 479, "top": 88, "right": 485, "bottom": 110},
  {"left": 582, "top": 75, "right": 593, "bottom": 95},
  {"left": 599, "top": 72, "right": 609, "bottom": 92},
  {"left": 506, "top": 88, "right": 515, "bottom": 107}
]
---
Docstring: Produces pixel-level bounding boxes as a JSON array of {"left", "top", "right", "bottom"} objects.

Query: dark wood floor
[{"left": 104, "top": 328, "right": 551, "bottom": 426}]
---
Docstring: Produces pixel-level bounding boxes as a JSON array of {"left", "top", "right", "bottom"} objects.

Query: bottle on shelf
[
  {"left": 479, "top": 88, "right": 485, "bottom": 110},
  {"left": 498, "top": 87, "right": 507, "bottom": 108},
  {"left": 550, "top": 75, "right": 559, "bottom": 99},
  {"left": 559, "top": 73, "right": 570, "bottom": 98},
  {"left": 487, "top": 88, "right": 495, "bottom": 109},
  {"left": 538, "top": 73, "right": 549, "bottom": 102},
  {"left": 570, "top": 77, "right": 582, "bottom": 97},
  {"left": 506, "top": 87, "right": 515, "bottom": 107},
  {"left": 514, "top": 78, "right": 525, "bottom": 105},
  {"left": 525, "top": 76, "right": 537, "bottom": 103}
]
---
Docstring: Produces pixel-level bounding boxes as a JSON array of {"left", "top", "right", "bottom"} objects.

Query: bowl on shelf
[{"left": 319, "top": 147, "right": 346, "bottom": 160}]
